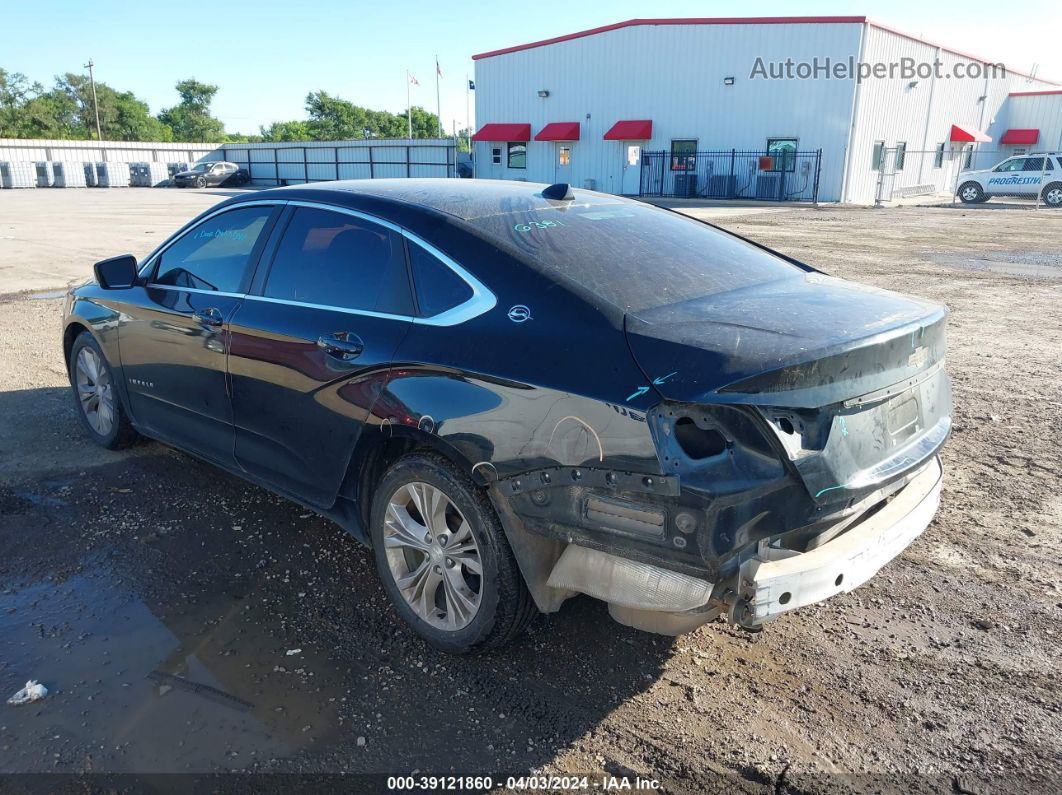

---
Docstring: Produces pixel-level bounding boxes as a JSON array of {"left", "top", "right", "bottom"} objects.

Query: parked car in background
[
  {"left": 956, "top": 152, "right": 1062, "bottom": 205},
  {"left": 62, "top": 180, "right": 951, "bottom": 653},
  {"left": 172, "top": 161, "right": 250, "bottom": 188}
]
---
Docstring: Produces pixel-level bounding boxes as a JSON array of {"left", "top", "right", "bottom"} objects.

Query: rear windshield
[{"left": 466, "top": 200, "right": 804, "bottom": 313}]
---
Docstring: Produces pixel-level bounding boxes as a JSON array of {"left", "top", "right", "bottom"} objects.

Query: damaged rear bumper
[{"left": 731, "top": 455, "right": 942, "bottom": 628}]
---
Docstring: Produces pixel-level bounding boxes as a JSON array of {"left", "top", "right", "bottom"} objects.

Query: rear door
[
  {"left": 119, "top": 202, "right": 279, "bottom": 465},
  {"left": 228, "top": 203, "right": 414, "bottom": 507}
]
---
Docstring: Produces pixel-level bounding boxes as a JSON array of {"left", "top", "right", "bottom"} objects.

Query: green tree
[
  {"left": 259, "top": 120, "right": 312, "bottom": 141},
  {"left": 158, "top": 78, "right": 226, "bottom": 141},
  {"left": 55, "top": 73, "right": 173, "bottom": 141}
]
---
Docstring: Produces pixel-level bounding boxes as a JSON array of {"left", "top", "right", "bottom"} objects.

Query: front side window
[
  {"left": 670, "top": 139, "right": 697, "bottom": 171},
  {"left": 767, "top": 138, "right": 798, "bottom": 172},
  {"left": 263, "top": 207, "right": 411, "bottom": 314},
  {"left": 153, "top": 205, "right": 273, "bottom": 292},
  {"left": 507, "top": 142, "right": 526, "bottom": 169},
  {"left": 995, "top": 158, "right": 1027, "bottom": 172},
  {"left": 407, "top": 242, "right": 473, "bottom": 318}
]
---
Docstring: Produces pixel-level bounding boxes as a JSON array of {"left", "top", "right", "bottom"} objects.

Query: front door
[
  {"left": 555, "top": 144, "right": 572, "bottom": 184},
  {"left": 119, "top": 203, "right": 278, "bottom": 465},
  {"left": 621, "top": 143, "right": 642, "bottom": 195},
  {"left": 228, "top": 204, "right": 414, "bottom": 507}
]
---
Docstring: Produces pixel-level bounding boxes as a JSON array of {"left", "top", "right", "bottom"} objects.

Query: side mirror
[{"left": 94, "top": 254, "right": 139, "bottom": 289}]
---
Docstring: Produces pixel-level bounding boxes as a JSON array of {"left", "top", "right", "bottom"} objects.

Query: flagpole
[
  {"left": 406, "top": 71, "right": 412, "bottom": 139},
  {"left": 435, "top": 55, "right": 443, "bottom": 138}
]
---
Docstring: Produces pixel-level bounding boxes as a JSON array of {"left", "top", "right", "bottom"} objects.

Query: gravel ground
[{"left": 0, "top": 198, "right": 1059, "bottom": 793}]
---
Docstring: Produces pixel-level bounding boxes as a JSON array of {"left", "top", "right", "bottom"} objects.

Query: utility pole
[
  {"left": 435, "top": 56, "right": 443, "bottom": 138},
  {"left": 85, "top": 59, "right": 102, "bottom": 141}
]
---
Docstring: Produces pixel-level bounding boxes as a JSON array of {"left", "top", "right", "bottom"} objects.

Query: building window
[
  {"left": 963, "top": 148, "right": 973, "bottom": 169},
  {"left": 895, "top": 142, "right": 907, "bottom": 171},
  {"left": 507, "top": 142, "right": 526, "bottom": 169},
  {"left": 872, "top": 140, "right": 885, "bottom": 170},
  {"left": 933, "top": 143, "right": 945, "bottom": 169},
  {"left": 767, "top": 138, "right": 798, "bottom": 172},
  {"left": 558, "top": 146, "right": 571, "bottom": 167},
  {"left": 670, "top": 139, "right": 697, "bottom": 171},
  {"left": 491, "top": 147, "right": 502, "bottom": 165}
]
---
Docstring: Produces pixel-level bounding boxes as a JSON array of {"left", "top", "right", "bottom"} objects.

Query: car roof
[{"left": 225, "top": 178, "right": 626, "bottom": 222}]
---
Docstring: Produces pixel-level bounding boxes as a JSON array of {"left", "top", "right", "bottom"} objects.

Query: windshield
[
  {"left": 191, "top": 163, "right": 213, "bottom": 172},
  {"left": 467, "top": 200, "right": 806, "bottom": 313}
]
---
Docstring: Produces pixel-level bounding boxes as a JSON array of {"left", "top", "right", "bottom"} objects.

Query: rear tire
[
  {"left": 369, "top": 453, "right": 535, "bottom": 654},
  {"left": 68, "top": 332, "right": 139, "bottom": 450},
  {"left": 1041, "top": 182, "right": 1062, "bottom": 207},
  {"left": 957, "top": 182, "right": 984, "bottom": 204}
]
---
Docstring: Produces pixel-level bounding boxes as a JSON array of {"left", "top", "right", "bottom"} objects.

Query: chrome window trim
[
  {"left": 137, "top": 200, "right": 287, "bottom": 278},
  {"left": 280, "top": 200, "right": 496, "bottom": 327},
  {"left": 146, "top": 284, "right": 247, "bottom": 299},
  {"left": 136, "top": 197, "right": 496, "bottom": 328}
]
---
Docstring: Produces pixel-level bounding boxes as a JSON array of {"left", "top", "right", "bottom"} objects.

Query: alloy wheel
[
  {"left": 961, "top": 187, "right": 979, "bottom": 201},
  {"left": 383, "top": 482, "right": 482, "bottom": 630},
  {"left": 75, "top": 347, "right": 115, "bottom": 436},
  {"left": 1045, "top": 188, "right": 1062, "bottom": 206}
]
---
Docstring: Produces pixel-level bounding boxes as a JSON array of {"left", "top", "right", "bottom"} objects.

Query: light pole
[{"left": 85, "top": 59, "right": 102, "bottom": 141}]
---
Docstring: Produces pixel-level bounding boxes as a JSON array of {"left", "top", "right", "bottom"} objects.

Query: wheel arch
[{"left": 338, "top": 424, "right": 489, "bottom": 545}]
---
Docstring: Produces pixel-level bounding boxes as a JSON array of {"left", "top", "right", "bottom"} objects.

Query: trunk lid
[{"left": 625, "top": 273, "right": 947, "bottom": 408}]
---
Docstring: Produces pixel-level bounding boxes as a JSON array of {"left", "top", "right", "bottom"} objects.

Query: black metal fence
[{"left": 639, "top": 149, "right": 822, "bottom": 202}]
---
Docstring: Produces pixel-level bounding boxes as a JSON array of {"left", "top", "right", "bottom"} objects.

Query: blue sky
[{"left": 4, "top": 0, "right": 1059, "bottom": 136}]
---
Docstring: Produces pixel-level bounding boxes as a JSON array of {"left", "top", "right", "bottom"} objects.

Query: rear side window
[
  {"left": 153, "top": 205, "right": 272, "bottom": 292},
  {"left": 263, "top": 207, "right": 412, "bottom": 315},
  {"left": 408, "top": 241, "right": 473, "bottom": 318}
]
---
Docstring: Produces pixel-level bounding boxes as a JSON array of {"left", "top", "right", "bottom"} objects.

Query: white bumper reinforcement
[{"left": 740, "top": 456, "right": 943, "bottom": 625}]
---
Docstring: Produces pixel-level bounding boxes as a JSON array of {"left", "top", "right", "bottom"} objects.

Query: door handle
[
  {"left": 193, "top": 307, "right": 224, "bottom": 327},
  {"left": 317, "top": 332, "right": 364, "bottom": 360}
]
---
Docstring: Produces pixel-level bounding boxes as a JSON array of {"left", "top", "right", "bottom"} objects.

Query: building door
[
  {"left": 556, "top": 144, "right": 572, "bottom": 184},
  {"left": 621, "top": 143, "right": 642, "bottom": 195}
]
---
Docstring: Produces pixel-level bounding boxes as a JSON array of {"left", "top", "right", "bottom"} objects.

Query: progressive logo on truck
[{"left": 987, "top": 175, "right": 1043, "bottom": 186}]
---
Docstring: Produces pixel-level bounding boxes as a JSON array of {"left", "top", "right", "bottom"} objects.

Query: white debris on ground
[
  {"left": 285, "top": 649, "right": 302, "bottom": 656},
  {"left": 7, "top": 680, "right": 48, "bottom": 705}
]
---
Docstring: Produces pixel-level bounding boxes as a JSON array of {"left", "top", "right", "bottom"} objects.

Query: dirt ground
[{"left": 0, "top": 191, "right": 1059, "bottom": 793}]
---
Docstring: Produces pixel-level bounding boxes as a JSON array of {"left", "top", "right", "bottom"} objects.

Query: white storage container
[
  {"left": 52, "top": 162, "right": 89, "bottom": 188},
  {"left": 0, "top": 162, "right": 38, "bottom": 188},
  {"left": 35, "top": 161, "right": 55, "bottom": 187},
  {"left": 96, "top": 162, "right": 130, "bottom": 187},
  {"left": 147, "top": 162, "right": 171, "bottom": 187}
]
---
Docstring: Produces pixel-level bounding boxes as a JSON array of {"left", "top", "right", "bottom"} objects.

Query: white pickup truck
[{"left": 956, "top": 152, "right": 1062, "bottom": 206}]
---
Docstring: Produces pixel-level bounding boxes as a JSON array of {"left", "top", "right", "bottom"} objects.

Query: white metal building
[{"left": 471, "top": 17, "right": 1059, "bottom": 203}]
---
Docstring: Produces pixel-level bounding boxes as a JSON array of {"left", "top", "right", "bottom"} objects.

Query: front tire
[
  {"left": 1041, "top": 182, "right": 1062, "bottom": 207},
  {"left": 957, "top": 182, "right": 985, "bottom": 204},
  {"left": 68, "top": 332, "right": 138, "bottom": 449},
  {"left": 369, "top": 453, "right": 535, "bottom": 654},
  {"left": 195, "top": 176, "right": 206, "bottom": 188}
]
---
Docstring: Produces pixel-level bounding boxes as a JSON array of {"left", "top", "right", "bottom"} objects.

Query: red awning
[
  {"left": 534, "top": 122, "right": 580, "bottom": 141},
  {"left": 471, "top": 123, "right": 531, "bottom": 142},
  {"left": 603, "top": 120, "right": 652, "bottom": 140},
  {"left": 1000, "top": 128, "right": 1039, "bottom": 145},
  {"left": 949, "top": 124, "right": 992, "bottom": 144}
]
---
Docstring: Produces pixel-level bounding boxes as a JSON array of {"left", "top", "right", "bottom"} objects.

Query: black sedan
[
  {"left": 63, "top": 180, "right": 951, "bottom": 653},
  {"left": 172, "top": 161, "right": 250, "bottom": 188}
]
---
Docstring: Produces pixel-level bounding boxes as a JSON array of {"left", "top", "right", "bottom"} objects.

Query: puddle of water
[
  {"left": 929, "top": 249, "right": 1062, "bottom": 279},
  {"left": 0, "top": 565, "right": 346, "bottom": 773}
]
